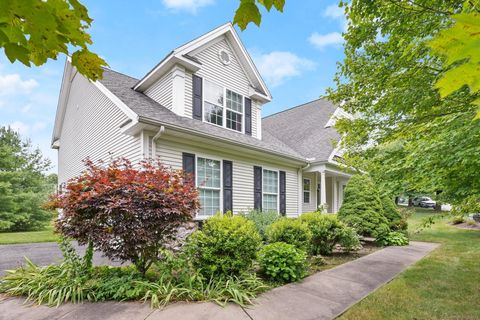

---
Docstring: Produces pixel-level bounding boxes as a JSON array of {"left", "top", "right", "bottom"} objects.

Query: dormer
[{"left": 133, "top": 23, "right": 271, "bottom": 140}]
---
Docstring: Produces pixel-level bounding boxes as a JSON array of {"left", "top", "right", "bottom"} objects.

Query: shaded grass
[
  {"left": 338, "top": 208, "right": 480, "bottom": 320},
  {"left": 0, "top": 224, "right": 59, "bottom": 245}
]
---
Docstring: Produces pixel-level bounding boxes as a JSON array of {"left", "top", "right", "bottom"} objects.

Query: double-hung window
[
  {"left": 196, "top": 157, "right": 221, "bottom": 217},
  {"left": 303, "top": 178, "right": 311, "bottom": 203},
  {"left": 203, "top": 80, "right": 244, "bottom": 132},
  {"left": 262, "top": 169, "right": 278, "bottom": 212}
]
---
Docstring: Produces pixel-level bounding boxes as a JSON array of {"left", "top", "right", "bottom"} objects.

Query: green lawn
[
  {"left": 339, "top": 208, "right": 480, "bottom": 320},
  {"left": 0, "top": 224, "right": 59, "bottom": 245}
]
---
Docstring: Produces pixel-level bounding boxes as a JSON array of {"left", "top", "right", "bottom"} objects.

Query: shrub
[
  {"left": 337, "top": 174, "right": 390, "bottom": 237},
  {"left": 242, "top": 209, "right": 279, "bottom": 241},
  {"left": 299, "top": 212, "right": 360, "bottom": 255},
  {"left": 338, "top": 226, "right": 362, "bottom": 252},
  {"left": 451, "top": 215, "right": 465, "bottom": 225},
  {"left": 381, "top": 194, "right": 407, "bottom": 231},
  {"left": 0, "top": 238, "right": 267, "bottom": 308},
  {"left": 48, "top": 158, "right": 200, "bottom": 275},
  {"left": 186, "top": 214, "right": 261, "bottom": 277},
  {"left": 451, "top": 195, "right": 480, "bottom": 217},
  {"left": 266, "top": 218, "right": 311, "bottom": 250},
  {"left": 258, "top": 242, "right": 307, "bottom": 283},
  {"left": 376, "top": 231, "right": 409, "bottom": 246}
]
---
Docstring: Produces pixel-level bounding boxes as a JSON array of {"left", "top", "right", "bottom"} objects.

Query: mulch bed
[{"left": 450, "top": 222, "right": 480, "bottom": 230}]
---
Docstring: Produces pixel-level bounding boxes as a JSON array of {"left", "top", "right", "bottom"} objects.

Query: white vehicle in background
[{"left": 412, "top": 196, "right": 436, "bottom": 208}]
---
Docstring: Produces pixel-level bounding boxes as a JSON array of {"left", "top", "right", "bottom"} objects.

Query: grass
[
  {"left": 339, "top": 208, "right": 480, "bottom": 320},
  {"left": 0, "top": 224, "right": 59, "bottom": 245}
]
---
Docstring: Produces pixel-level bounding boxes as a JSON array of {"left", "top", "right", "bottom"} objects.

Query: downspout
[
  {"left": 297, "top": 158, "right": 315, "bottom": 215},
  {"left": 151, "top": 126, "right": 165, "bottom": 158}
]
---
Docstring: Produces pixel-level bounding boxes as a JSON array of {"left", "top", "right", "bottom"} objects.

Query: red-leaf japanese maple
[{"left": 49, "top": 158, "right": 200, "bottom": 274}]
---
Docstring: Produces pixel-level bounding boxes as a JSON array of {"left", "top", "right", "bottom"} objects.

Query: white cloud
[
  {"left": 324, "top": 4, "right": 344, "bottom": 19},
  {"left": 252, "top": 51, "right": 316, "bottom": 87},
  {"left": 162, "top": 0, "right": 214, "bottom": 13},
  {"left": 0, "top": 73, "right": 38, "bottom": 96},
  {"left": 308, "top": 32, "right": 344, "bottom": 50},
  {"left": 9, "top": 121, "right": 30, "bottom": 136}
]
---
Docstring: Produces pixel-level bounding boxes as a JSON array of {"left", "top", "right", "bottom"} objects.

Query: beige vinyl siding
[
  {"left": 145, "top": 71, "right": 173, "bottom": 109},
  {"left": 184, "top": 71, "right": 193, "bottom": 118},
  {"left": 302, "top": 172, "right": 317, "bottom": 213},
  {"left": 155, "top": 138, "right": 300, "bottom": 217},
  {"left": 57, "top": 73, "right": 141, "bottom": 184},
  {"left": 190, "top": 38, "right": 261, "bottom": 139}
]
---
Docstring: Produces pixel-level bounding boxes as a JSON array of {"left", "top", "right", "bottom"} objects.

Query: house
[{"left": 51, "top": 22, "right": 351, "bottom": 218}]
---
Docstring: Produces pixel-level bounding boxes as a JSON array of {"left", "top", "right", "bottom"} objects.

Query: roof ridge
[
  {"left": 263, "top": 97, "right": 330, "bottom": 119},
  {"left": 102, "top": 67, "right": 139, "bottom": 82}
]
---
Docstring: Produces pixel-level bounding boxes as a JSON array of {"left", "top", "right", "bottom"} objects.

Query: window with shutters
[
  {"left": 262, "top": 169, "right": 278, "bottom": 212},
  {"left": 303, "top": 178, "right": 311, "bottom": 203},
  {"left": 203, "top": 79, "right": 244, "bottom": 133},
  {"left": 196, "top": 157, "right": 222, "bottom": 217}
]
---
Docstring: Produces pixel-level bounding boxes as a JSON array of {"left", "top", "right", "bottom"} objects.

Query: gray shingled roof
[
  {"left": 262, "top": 99, "right": 341, "bottom": 162},
  {"left": 99, "top": 68, "right": 305, "bottom": 161}
]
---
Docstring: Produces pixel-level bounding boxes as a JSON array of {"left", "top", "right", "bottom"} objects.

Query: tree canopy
[
  {"left": 329, "top": 0, "right": 480, "bottom": 204},
  {"left": 0, "top": 0, "right": 284, "bottom": 81},
  {"left": 0, "top": 126, "right": 55, "bottom": 231},
  {"left": 0, "top": 0, "right": 107, "bottom": 81}
]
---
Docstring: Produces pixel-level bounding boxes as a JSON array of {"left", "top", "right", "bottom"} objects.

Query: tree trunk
[
  {"left": 395, "top": 196, "right": 400, "bottom": 205},
  {"left": 408, "top": 197, "right": 414, "bottom": 207}
]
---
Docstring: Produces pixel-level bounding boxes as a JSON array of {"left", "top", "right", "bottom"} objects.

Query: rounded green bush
[
  {"left": 337, "top": 174, "right": 390, "bottom": 237},
  {"left": 258, "top": 242, "right": 307, "bottom": 283},
  {"left": 266, "top": 218, "right": 311, "bottom": 250},
  {"left": 376, "top": 231, "right": 409, "bottom": 246},
  {"left": 299, "top": 212, "right": 360, "bottom": 255},
  {"left": 186, "top": 214, "right": 261, "bottom": 277}
]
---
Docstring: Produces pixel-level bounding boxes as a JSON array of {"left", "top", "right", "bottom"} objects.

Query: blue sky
[{"left": 0, "top": 0, "right": 346, "bottom": 172}]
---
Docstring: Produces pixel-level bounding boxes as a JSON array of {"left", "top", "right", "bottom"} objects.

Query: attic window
[{"left": 218, "top": 49, "right": 231, "bottom": 65}]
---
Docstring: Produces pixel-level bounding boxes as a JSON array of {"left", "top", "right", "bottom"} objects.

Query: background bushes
[
  {"left": 242, "top": 209, "right": 279, "bottom": 240},
  {"left": 186, "top": 214, "right": 261, "bottom": 277}
]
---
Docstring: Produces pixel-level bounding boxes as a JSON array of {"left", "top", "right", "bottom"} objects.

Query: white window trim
[
  {"left": 262, "top": 168, "right": 280, "bottom": 213},
  {"left": 195, "top": 154, "right": 223, "bottom": 220},
  {"left": 202, "top": 78, "right": 245, "bottom": 134},
  {"left": 303, "top": 178, "right": 311, "bottom": 204}
]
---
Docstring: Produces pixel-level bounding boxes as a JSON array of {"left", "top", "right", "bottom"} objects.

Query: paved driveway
[{"left": 0, "top": 242, "right": 121, "bottom": 276}]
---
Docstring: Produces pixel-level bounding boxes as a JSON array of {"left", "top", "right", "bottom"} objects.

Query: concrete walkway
[{"left": 0, "top": 241, "right": 439, "bottom": 320}]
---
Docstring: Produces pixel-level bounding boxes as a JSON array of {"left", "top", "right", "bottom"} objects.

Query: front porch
[{"left": 301, "top": 163, "right": 352, "bottom": 214}]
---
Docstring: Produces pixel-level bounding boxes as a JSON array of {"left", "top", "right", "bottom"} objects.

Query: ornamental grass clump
[{"left": 46, "top": 158, "right": 200, "bottom": 275}]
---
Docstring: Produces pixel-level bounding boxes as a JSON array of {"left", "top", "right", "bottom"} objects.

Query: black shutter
[
  {"left": 223, "top": 160, "right": 233, "bottom": 213},
  {"left": 245, "top": 98, "right": 252, "bottom": 136},
  {"left": 254, "top": 166, "right": 262, "bottom": 210},
  {"left": 279, "top": 171, "right": 286, "bottom": 216},
  {"left": 182, "top": 153, "right": 195, "bottom": 183},
  {"left": 192, "top": 75, "right": 203, "bottom": 120}
]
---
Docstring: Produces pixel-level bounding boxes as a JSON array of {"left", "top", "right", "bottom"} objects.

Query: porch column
[
  {"left": 320, "top": 171, "right": 327, "bottom": 210},
  {"left": 332, "top": 176, "right": 338, "bottom": 213}
]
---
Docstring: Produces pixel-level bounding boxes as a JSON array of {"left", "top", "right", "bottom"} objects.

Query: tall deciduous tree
[
  {"left": 0, "top": 127, "right": 54, "bottom": 231},
  {"left": 329, "top": 0, "right": 480, "bottom": 204}
]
